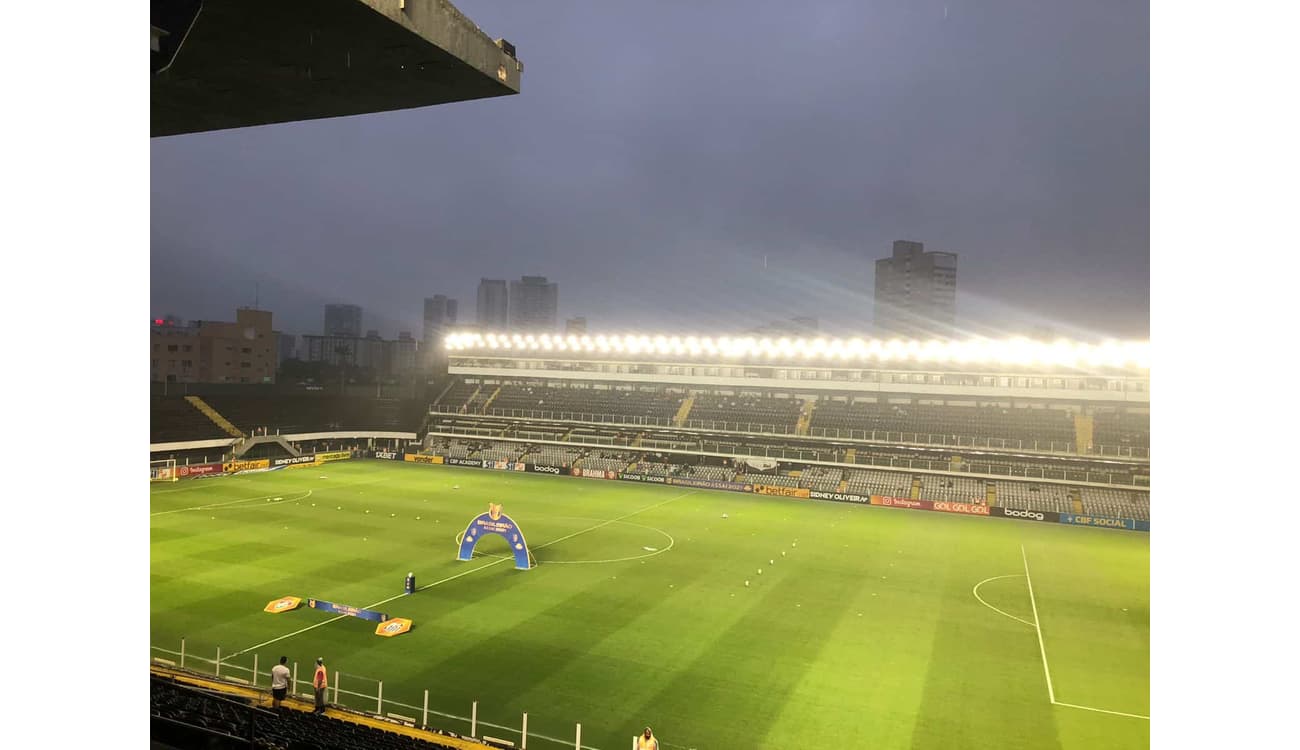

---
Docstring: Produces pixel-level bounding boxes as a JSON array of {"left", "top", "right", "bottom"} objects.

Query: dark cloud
[{"left": 151, "top": 0, "right": 1148, "bottom": 339}]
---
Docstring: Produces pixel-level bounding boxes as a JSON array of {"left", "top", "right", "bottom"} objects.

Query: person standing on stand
[
  {"left": 313, "top": 657, "right": 328, "bottom": 714},
  {"left": 270, "top": 656, "right": 291, "bottom": 710}
]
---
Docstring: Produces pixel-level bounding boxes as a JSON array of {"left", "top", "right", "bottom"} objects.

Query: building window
[{"left": 167, "top": 345, "right": 178, "bottom": 352}]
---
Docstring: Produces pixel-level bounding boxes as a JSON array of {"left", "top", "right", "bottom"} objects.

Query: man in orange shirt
[
  {"left": 313, "top": 657, "right": 328, "bottom": 714},
  {"left": 637, "top": 726, "right": 659, "bottom": 750}
]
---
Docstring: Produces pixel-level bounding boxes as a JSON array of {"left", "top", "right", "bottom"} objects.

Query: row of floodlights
[{"left": 443, "top": 332, "right": 1149, "bottom": 369}]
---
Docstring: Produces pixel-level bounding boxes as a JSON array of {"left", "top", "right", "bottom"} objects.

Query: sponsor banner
[
  {"left": 932, "top": 500, "right": 991, "bottom": 516},
  {"left": 618, "top": 473, "right": 667, "bottom": 484},
  {"left": 664, "top": 476, "right": 754, "bottom": 492},
  {"left": 223, "top": 458, "right": 270, "bottom": 473},
  {"left": 809, "top": 490, "right": 868, "bottom": 504},
  {"left": 753, "top": 484, "right": 811, "bottom": 499},
  {"left": 315, "top": 450, "right": 353, "bottom": 463},
  {"left": 570, "top": 467, "right": 615, "bottom": 480},
  {"left": 272, "top": 455, "right": 317, "bottom": 467},
  {"left": 528, "top": 464, "right": 563, "bottom": 475},
  {"left": 990, "top": 507, "right": 1060, "bottom": 523},
  {"left": 1058, "top": 514, "right": 1138, "bottom": 530},
  {"left": 264, "top": 596, "right": 302, "bottom": 614},
  {"left": 307, "top": 598, "right": 390, "bottom": 623},
  {"left": 375, "top": 618, "right": 413, "bottom": 637},
  {"left": 404, "top": 453, "right": 443, "bottom": 464},
  {"left": 870, "top": 496, "right": 934, "bottom": 510},
  {"left": 176, "top": 462, "right": 222, "bottom": 478},
  {"left": 488, "top": 460, "right": 526, "bottom": 472},
  {"left": 374, "top": 451, "right": 401, "bottom": 460},
  {"left": 1134, "top": 519, "right": 1150, "bottom": 532},
  {"left": 445, "top": 457, "right": 483, "bottom": 467}
]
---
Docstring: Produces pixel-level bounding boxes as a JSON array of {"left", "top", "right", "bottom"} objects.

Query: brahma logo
[
  {"left": 374, "top": 617, "right": 413, "bottom": 637},
  {"left": 263, "top": 596, "right": 302, "bottom": 613}
]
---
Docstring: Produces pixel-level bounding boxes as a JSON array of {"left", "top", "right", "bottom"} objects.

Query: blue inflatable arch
[{"left": 457, "top": 504, "right": 533, "bottom": 570}]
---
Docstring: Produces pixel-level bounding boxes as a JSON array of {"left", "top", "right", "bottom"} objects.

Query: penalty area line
[{"left": 1053, "top": 701, "right": 1150, "bottom": 721}]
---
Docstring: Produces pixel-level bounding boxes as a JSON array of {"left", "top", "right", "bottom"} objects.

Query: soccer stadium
[{"left": 150, "top": 332, "right": 1150, "bottom": 750}]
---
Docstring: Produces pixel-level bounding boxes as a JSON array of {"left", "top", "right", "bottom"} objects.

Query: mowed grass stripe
[{"left": 151, "top": 461, "right": 1149, "bottom": 750}]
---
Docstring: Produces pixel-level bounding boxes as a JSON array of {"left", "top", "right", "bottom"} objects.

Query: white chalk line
[
  {"left": 224, "top": 490, "right": 697, "bottom": 659},
  {"left": 1022, "top": 544, "right": 1149, "bottom": 721},
  {"left": 453, "top": 516, "right": 676, "bottom": 565},
  {"left": 972, "top": 574, "right": 1035, "bottom": 627},
  {"left": 1053, "top": 700, "right": 1150, "bottom": 720},
  {"left": 150, "top": 489, "right": 313, "bottom": 517}
]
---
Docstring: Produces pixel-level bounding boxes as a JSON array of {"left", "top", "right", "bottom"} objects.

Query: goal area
[{"left": 151, "top": 458, "right": 178, "bottom": 483}]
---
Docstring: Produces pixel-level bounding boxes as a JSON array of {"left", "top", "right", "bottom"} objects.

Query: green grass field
[{"left": 150, "top": 460, "right": 1149, "bottom": 750}]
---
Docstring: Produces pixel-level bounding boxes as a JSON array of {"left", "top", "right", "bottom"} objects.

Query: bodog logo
[
  {"left": 1002, "top": 508, "right": 1045, "bottom": 521},
  {"left": 532, "top": 465, "right": 561, "bottom": 475}
]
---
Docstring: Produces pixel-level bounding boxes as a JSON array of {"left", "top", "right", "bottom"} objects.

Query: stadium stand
[
  {"left": 797, "top": 466, "right": 844, "bottom": 492},
  {"left": 687, "top": 393, "right": 801, "bottom": 433},
  {"left": 1080, "top": 487, "right": 1151, "bottom": 521},
  {"left": 151, "top": 396, "right": 230, "bottom": 443},
  {"left": 196, "top": 395, "right": 423, "bottom": 436},
  {"left": 483, "top": 384, "right": 684, "bottom": 422},
  {"left": 811, "top": 400, "right": 1077, "bottom": 446},
  {"left": 1092, "top": 410, "right": 1151, "bottom": 450},
  {"left": 150, "top": 674, "right": 462, "bottom": 750},
  {"left": 996, "top": 482, "right": 1073, "bottom": 514},
  {"left": 739, "top": 472, "right": 802, "bottom": 488},
  {"left": 522, "top": 445, "right": 583, "bottom": 467},
  {"left": 435, "top": 381, "right": 480, "bottom": 412}
]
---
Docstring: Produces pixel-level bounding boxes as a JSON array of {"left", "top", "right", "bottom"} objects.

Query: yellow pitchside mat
[
  {"left": 264, "top": 596, "right": 302, "bottom": 613},
  {"left": 375, "top": 618, "right": 413, "bottom": 637}
]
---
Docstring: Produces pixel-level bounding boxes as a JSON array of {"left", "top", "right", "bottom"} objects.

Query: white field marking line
[
  {"left": 1054, "top": 701, "right": 1150, "bottom": 720},
  {"left": 1021, "top": 544, "right": 1057, "bottom": 704},
  {"left": 224, "top": 490, "right": 699, "bottom": 660},
  {"left": 972, "top": 574, "right": 1035, "bottom": 627},
  {"left": 223, "top": 557, "right": 512, "bottom": 659},
  {"left": 150, "top": 486, "right": 312, "bottom": 514},
  {"left": 531, "top": 490, "right": 696, "bottom": 553},
  {"left": 1020, "top": 546, "right": 1150, "bottom": 720},
  {"left": 539, "top": 518, "right": 675, "bottom": 564}
]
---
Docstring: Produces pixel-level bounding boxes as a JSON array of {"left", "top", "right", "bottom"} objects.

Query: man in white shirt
[{"left": 270, "top": 656, "right": 291, "bottom": 709}]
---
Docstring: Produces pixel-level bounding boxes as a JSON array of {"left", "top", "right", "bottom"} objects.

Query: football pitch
[{"left": 150, "top": 460, "right": 1149, "bottom": 750}]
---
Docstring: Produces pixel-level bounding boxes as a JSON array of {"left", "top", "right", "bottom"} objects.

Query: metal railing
[
  {"left": 150, "top": 638, "right": 618, "bottom": 750},
  {"left": 432, "top": 405, "right": 1149, "bottom": 459}
]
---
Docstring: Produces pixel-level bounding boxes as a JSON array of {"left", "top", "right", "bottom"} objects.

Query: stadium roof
[
  {"left": 152, "top": 0, "right": 522, "bottom": 137},
  {"left": 444, "top": 332, "right": 1150, "bottom": 372}
]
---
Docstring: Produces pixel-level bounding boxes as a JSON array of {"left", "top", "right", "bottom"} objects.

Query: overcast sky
[{"left": 150, "top": 0, "right": 1148, "bottom": 341}]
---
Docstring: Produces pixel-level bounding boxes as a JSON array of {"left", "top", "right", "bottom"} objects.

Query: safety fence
[
  {"left": 149, "top": 638, "right": 691, "bottom": 750},
  {"left": 431, "top": 405, "right": 1148, "bottom": 459}
]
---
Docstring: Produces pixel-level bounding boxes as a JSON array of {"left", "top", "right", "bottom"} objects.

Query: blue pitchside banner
[
  {"left": 457, "top": 503, "right": 533, "bottom": 570},
  {"left": 306, "top": 598, "right": 390, "bottom": 622}
]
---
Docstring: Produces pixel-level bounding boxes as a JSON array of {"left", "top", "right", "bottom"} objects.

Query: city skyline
[{"left": 151, "top": 2, "right": 1148, "bottom": 341}]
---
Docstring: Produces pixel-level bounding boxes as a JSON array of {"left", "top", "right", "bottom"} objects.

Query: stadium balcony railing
[
  {"left": 151, "top": 642, "right": 597, "bottom": 750},
  {"left": 427, "top": 421, "right": 1147, "bottom": 488},
  {"left": 432, "top": 404, "right": 1146, "bottom": 458}
]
